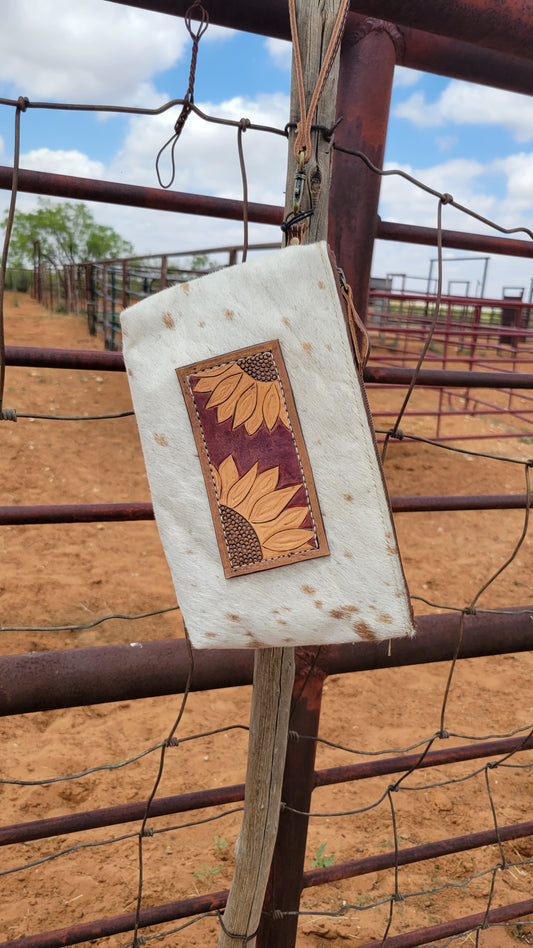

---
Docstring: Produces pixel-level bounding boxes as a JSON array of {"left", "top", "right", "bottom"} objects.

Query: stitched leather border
[{"left": 177, "top": 340, "right": 329, "bottom": 578}]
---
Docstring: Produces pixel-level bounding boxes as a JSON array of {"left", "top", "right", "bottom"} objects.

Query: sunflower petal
[
  {"left": 233, "top": 383, "right": 257, "bottom": 429},
  {"left": 218, "top": 455, "right": 239, "bottom": 503},
  {"left": 243, "top": 398, "right": 266, "bottom": 434},
  {"left": 205, "top": 372, "right": 241, "bottom": 409},
  {"left": 261, "top": 528, "right": 316, "bottom": 554},
  {"left": 238, "top": 466, "right": 279, "bottom": 519},
  {"left": 227, "top": 462, "right": 258, "bottom": 509},
  {"left": 216, "top": 375, "right": 251, "bottom": 423},
  {"left": 262, "top": 542, "right": 313, "bottom": 558},
  {"left": 250, "top": 484, "right": 301, "bottom": 523},
  {"left": 193, "top": 364, "right": 235, "bottom": 392},
  {"left": 263, "top": 382, "right": 281, "bottom": 431},
  {"left": 255, "top": 505, "right": 308, "bottom": 542}
]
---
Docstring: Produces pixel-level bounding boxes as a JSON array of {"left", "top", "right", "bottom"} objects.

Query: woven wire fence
[{"left": 1, "top": 9, "right": 533, "bottom": 948}]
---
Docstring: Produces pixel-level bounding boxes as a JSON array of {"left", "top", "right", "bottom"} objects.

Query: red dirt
[{"left": 1, "top": 292, "right": 532, "bottom": 947}]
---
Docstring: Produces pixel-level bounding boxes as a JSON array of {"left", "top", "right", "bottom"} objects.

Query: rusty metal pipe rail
[
  {"left": 3, "top": 166, "right": 533, "bottom": 263},
  {"left": 3, "top": 733, "right": 532, "bottom": 848},
  {"left": 3, "top": 826, "right": 533, "bottom": 948},
  {"left": 109, "top": 0, "right": 533, "bottom": 66},
  {"left": 1, "top": 610, "right": 531, "bottom": 716},
  {"left": 352, "top": 898, "right": 533, "bottom": 948},
  {"left": 0, "top": 494, "right": 529, "bottom": 527},
  {"left": 301, "top": 819, "right": 533, "bottom": 890},
  {"left": 0, "top": 166, "right": 282, "bottom": 226},
  {"left": 6, "top": 344, "right": 533, "bottom": 390}
]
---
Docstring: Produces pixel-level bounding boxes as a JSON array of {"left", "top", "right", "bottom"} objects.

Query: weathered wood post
[{"left": 219, "top": 3, "right": 345, "bottom": 946}]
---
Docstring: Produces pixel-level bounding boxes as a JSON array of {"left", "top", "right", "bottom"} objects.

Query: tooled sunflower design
[
  {"left": 193, "top": 352, "right": 290, "bottom": 434},
  {"left": 212, "top": 455, "right": 316, "bottom": 568}
]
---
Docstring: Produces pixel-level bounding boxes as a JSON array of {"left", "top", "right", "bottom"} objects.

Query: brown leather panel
[{"left": 177, "top": 340, "right": 329, "bottom": 578}]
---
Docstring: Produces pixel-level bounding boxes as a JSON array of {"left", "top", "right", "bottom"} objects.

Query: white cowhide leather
[{"left": 120, "top": 242, "right": 415, "bottom": 649}]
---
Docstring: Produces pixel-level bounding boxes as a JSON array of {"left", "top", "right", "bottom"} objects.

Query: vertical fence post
[
  {"left": 220, "top": 4, "right": 345, "bottom": 947},
  {"left": 160, "top": 254, "right": 168, "bottom": 289},
  {"left": 102, "top": 263, "right": 109, "bottom": 348},
  {"left": 64, "top": 265, "right": 72, "bottom": 314},
  {"left": 122, "top": 260, "right": 128, "bottom": 311},
  {"left": 259, "top": 650, "right": 328, "bottom": 947},
  {"left": 110, "top": 268, "right": 117, "bottom": 350},
  {"left": 328, "top": 17, "right": 399, "bottom": 320},
  {"left": 86, "top": 264, "right": 96, "bottom": 335},
  {"left": 32, "top": 239, "right": 40, "bottom": 301}
]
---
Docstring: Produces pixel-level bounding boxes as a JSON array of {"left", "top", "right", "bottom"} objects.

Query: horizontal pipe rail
[
  {"left": 109, "top": 1, "right": 533, "bottom": 68},
  {"left": 348, "top": 0, "right": 533, "bottom": 62},
  {"left": 353, "top": 898, "right": 533, "bottom": 948},
  {"left": 4, "top": 826, "right": 533, "bottom": 948},
  {"left": 377, "top": 219, "right": 533, "bottom": 258},
  {"left": 0, "top": 166, "right": 282, "bottom": 225},
  {"left": 0, "top": 889, "right": 229, "bottom": 948},
  {"left": 0, "top": 494, "right": 529, "bottom": 527},
  {"left": 3, "top": 734, "right": 532, "bottom": 848},
  {"left": 1, "top": 610, "right": 531, "bottom": 715},
  {"left": 301, "top": 819, "right": 533, "bottom": 889},
  {"left": 3, "top": 166, "right": 533, "bottom": 264},
  {"left": 6, "top": 345, "right": 533, "bottom": 389}
]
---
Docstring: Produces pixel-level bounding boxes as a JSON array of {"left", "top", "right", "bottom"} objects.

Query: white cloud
[
  {"left": 493, "top": 153, "right": 533, "bottom": 202},
  {"left": 20, "top": 148, "right": 105, "bottom": 179},
  {"left": 393, "top": 66, "right": 422, "bottom": 88},
  {"left": 395, "top": 82, "right": 533, "bottom": 142},
  {"left": 109, "top": 92, "right": 290, "bottom": 208},
  {"left": 0, "top": 89, "right": 291, "bottom": 260},
  {"left": 372, "top": 153, "right": 533, "bottom": 297},
  {"left": 378, "top": 157, "right": 491, "bottom": 228},
  {"left": 265, "top": 38, "right": 292, "bottom": 71},
  {"left": 0, "top": 0, "right": 189, "bottom": 103},
  {"left": 394, "top": 91, "right": 442, "bottom": 128}
]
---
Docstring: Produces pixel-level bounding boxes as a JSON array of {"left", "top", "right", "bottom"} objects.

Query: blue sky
[{"left": 2, "top": 0, "right": 533, "bottom": 298}]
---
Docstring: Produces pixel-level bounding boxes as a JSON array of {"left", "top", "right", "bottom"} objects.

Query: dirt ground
[{"left": 1, "top": 292, "right": 533, "bottom": 947}]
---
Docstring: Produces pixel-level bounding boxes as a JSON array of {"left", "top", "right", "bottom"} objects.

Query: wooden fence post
[{"left": 219, "top": 4, "right": 344, "bottom": 947}]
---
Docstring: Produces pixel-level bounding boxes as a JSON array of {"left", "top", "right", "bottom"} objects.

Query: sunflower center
[
  {"left": 237, "top": 352, "right": 278, "bottom": 383},
  {"left": 220, "top": 505, "right": 263, "bottom": 568}
]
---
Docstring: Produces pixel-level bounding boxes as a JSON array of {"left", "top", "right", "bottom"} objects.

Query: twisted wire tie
[{"left": 217, "top": 911, "right": 260, "bottom": 943}]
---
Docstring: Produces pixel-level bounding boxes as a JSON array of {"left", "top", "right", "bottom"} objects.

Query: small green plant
[
  {"left": 192, "top": 865, "right": 223, "bottom": 881},
  {"left": 311, "top": 843, "right": 334, "bottom": 868},
  {"left": 214, "top": 835, "right": 228, "bottom": 852}
]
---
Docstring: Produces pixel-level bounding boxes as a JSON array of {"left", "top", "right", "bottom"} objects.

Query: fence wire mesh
[{"left": 1, "top": 12, "right": 533, "bottom": 948}]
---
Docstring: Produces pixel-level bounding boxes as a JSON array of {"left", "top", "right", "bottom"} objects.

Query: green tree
[{"left": 4, "top": 198, "right": 134, "bottom": 268}]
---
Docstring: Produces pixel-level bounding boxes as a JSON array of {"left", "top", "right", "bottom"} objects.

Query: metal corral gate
[{"left": 1, "top": 0, "right": 533, "bottom": 945}]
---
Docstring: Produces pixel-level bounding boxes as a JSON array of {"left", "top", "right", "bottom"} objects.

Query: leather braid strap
[{"left": 288, "top": 0, "right": 350, "bottom": 162}]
